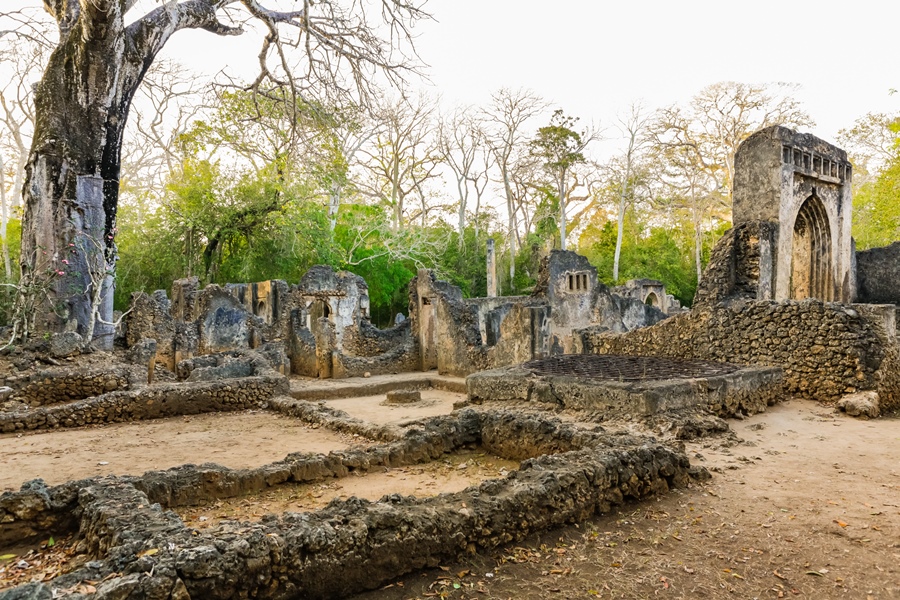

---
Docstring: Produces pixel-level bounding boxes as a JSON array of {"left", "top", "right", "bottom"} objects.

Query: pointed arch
[{"left": 791, "top": 195, "right": 833, "bottom": 301}]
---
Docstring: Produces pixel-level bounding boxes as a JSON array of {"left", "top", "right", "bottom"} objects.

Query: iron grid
[{"left": 523, "top": 354, "right": 740, "bottom": 382}]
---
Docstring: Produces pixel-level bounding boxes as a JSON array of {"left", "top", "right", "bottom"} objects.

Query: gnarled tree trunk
[{"left": 19, "top": 0, "right": 240, "bottom": 345}]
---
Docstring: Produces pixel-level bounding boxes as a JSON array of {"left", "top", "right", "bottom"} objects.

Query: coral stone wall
[
  {"left": 856, "top": 242, "right": 900, "bottom": 305},
  {"left": 579, "top": 300, "right": 897, "bottom": 403}
]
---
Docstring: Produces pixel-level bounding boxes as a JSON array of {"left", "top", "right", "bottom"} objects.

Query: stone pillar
[{"left": 486, "top": 238, "right": 497, "bottom": 297}]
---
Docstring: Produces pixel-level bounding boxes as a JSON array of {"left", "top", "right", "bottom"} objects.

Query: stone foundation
[
  {"left": 578, "top": 300, "right": 899, "bottom": 403},
  {"left": 0, "top": 405, "right": 701, "bottom": 600}
]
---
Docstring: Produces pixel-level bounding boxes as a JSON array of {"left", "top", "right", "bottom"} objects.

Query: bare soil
[
  {"left": 324, "top": 390, "right": 463, "bottom": 425},
  {"left": 175, "top": 447, "right": 520, "bottom": 530},
  {"left": 0, "top": 410, "right": 361, "bottom": 491},
  {"left": 349, "top": 399, "right": 900, "bottom": 600}
]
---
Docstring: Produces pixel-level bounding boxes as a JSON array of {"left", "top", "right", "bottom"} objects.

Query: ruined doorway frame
[{"left": 790, "top": 194, "right": 834, "bottom": 301}]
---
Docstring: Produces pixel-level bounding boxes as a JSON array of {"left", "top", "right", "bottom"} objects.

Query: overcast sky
[{"left": 7, "top": 0, "right": 899, "bottom": 153}]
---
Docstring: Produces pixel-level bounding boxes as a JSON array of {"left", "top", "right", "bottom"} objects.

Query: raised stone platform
[{"left": 467, "top": 354, "right": 783, "bottom": 418}]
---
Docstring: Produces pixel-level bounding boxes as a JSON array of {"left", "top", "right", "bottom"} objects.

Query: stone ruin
[
  {"left": 2, "top": 125, "right": 899, "bottom": 600},
  {"left": 578, "top": 126, "right": 900, "bottom": 414},
  {"left": 613, "top": 278, "right": 684, "bottom": 315},
  {"left": 124, "top": 249, "right": 667, "bottom": 382}
]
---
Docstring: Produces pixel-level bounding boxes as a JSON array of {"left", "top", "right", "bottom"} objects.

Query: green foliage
[
  {"left": 578, "top": 212, "right": 724, "bottom": 306},
  {"left": 851, "top": 117, "right": 900, "bottom": 249},
  {"left": 530, "top": 110, "right": 586, "bottom": 174}
]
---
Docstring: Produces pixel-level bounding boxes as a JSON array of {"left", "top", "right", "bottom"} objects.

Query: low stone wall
[
  {"left": 0, "top": 376, "right": 288, "bottom": 433},
  {"left": 332, "top": 335, "right": 421, "bottom": 378},
  {"left": 342, "top": 319, "right": 412, "bottom": 357},
  {"left": 6, "top": 367, "right": 133, "bottom": 407},
  {"left": 1, "top": 408, "right": 699, "bottom": 600},
  {"left": 578, "top": 300, "right": 897, "bottom": 402},
  {"left": 467, "top": 364, "right": 783, "bottom": 419}
]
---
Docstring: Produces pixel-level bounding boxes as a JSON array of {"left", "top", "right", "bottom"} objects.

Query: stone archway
[
  {"left": 791, "top": 195, "right": 833, "bottom": 301},
  {"left": 644, "top": 292, "right": 659, "bottom": 307}
]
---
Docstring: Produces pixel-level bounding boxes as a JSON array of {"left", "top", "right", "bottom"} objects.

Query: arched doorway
[
  {"left": 791, "top": 195, "right": 833, "bottom": 301},
  {"left": 644, "top": 292, "right": 658, "bottom": 307}
]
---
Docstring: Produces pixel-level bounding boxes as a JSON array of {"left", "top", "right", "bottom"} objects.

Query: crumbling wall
[
  {"left": 693, "top": 221, "right": 779, "bottom": 308},
  {"left": 856, "top": 242, "right": 900, "bottom": 305},
  {"left": 6, "top": 366, "right": 133, "bottom": 406},
  {"left": 342, "top": 319, "right": 412, "bottom": 357},
  {"left": 579, "top": 300, "right": 897, "bottom": 402},
  {"left": 1, "top": 407, "right": 698, "bottom": 600},
  {"left": 125, "top": 291, "right": 176, "bottom": 370},
  {"left": 0, "top": 374, "right": 287, "bottom": 433}
]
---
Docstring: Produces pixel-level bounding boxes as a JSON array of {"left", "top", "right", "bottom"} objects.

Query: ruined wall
[
  {"left": 6, "top": 366, "right": 133, "bottom": 406},
  {"left": 856, "top": 242, "right": 900, "bottom": 305},
  {"left": 579, "top": 300, "right": 898, "bottom": 402},
  {"left": 693, "top": 222, "right": 779, "bottom": 307},
  {"left": 0, "top": 375, "right": 287, "bottom": 433},
  {"left": 1, "top": 407, "right": 697, "bottom": 600}
]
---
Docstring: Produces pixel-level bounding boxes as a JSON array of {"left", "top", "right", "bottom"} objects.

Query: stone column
[{"left": 486, "top": 238, "right": 497, "bottom": 297}]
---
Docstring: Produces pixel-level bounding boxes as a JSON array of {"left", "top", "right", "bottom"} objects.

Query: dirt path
[
  {"left": 0, "top": 410, "right": 358, "bottom": 491},
  {"left": 349, "top": 399, "right": 900, "bottom": 600}
]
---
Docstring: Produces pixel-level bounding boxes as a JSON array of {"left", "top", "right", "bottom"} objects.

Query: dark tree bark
[
  {"left": 21, "top": 0, "right": 242, "bottom": 342},
  {"left": 16, "top": 0, "right": 424, "bottom": 345}
]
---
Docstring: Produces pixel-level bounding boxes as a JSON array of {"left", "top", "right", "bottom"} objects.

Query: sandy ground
[
  {"left": 0, "top": 410, "right": 359, "bottom": 491},
  {"left": 176, "top": 447, "right": 520, "bottom": 530},
  {"left": 324, "top": 390, "right": 463, "bottom": 425},
  {"left": 349, "top": 399, "right": 900, "bottom": 600}
]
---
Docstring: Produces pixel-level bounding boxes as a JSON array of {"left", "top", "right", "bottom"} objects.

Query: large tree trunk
[
  {"left": 20, "top": 14, "right": 139, "bottom": 346},
  {"left": 18, "top": 0, "right": 239, "bottom": 345}
]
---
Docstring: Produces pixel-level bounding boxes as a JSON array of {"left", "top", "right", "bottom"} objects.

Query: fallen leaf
[
  {"left": 805, "top": 571, "right": 824, "bottom": 577},
  {"left": 833, "top": 520, "right": 848, "bottom": 527},
  {"left": 137, "top": 548, "right": 159, "bottom": 557}
]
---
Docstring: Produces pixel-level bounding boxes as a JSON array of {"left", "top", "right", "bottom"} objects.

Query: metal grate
[{"left": 523, "top": 354, "right": 740, "bottom": 382}]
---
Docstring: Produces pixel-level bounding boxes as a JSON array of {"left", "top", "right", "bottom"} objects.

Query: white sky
[{"left": 7, "top": 0, "right": 900, "bottom": 153}]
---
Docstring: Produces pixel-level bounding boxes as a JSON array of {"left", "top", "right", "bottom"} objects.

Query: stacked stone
[
  {"left": 7, "top": 367, "right": 131, "bottom": 407},
  {"left": 580, "top": 299, "right": 891, "bottom": 402}
]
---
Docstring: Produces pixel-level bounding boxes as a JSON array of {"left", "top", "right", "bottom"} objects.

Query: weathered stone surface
[
  {"left": 49, "top": 331, "right": 83, "bottom": 358},
  {"left": 0, "top": 406, "right": 701, "bottom": 600},
  {"left": 6, "top": 366, "right": 132, "bottom": 407},
  {"left": 732, "top": 126, "right": 854, "bottom": 303},
  {"left": 580, "top": 300, "right": 898, "bottom": 403},
  {"left": 856, "top": 242, "right": 900, "bottom": 305},
  {"left": 384, "top": 389, "right": 421, "bottom": 404},
  {"left": 468, "top": 361, "right": 782, "bottom": 419},
  {"left": 124, "top": 338, "right": 157, "bottom": 366},
  {"left": 837, "top": 391, "right": 880, "bottom": 418}
]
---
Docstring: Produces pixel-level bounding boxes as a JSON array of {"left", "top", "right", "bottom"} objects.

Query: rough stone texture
[
  {"left": 532, "top": 251, "right": 667, "bottom": 354},
  {"left": 288, "top": 310, "right": 318, "bottom": 377},
  {"left": 196, "top": 285, "right": 263, "bottom": 354},
  {"left": 0, "top": 407, "right": 699, "bottom": 600},
  {"left": 385, "top": 389, "right": 421, "bottom": 404},
  {"left": 467, "top": 363, "right": 783, "bottom": 418},
  {"left": 0, "top": 374, "right": 287, "bottom": 434},
  {"left": 125, "top": 291, "right": 176, "bottom": 370},
  {"left": 411, "top": 252, "right": 667, "bottom": 378},
  {"left": 5, "top": 366, "right": 132, "bottom": 407},
  {"left": 732, "top": 126, "right": 854, "bottom": 302},
  {"left": 693, "top": 221, "right": 779, "bottom": 308},
  {"left": 875, "top": 342, "right": 900, "bottom": 414},
  {"left": 837, "top": 391, "right": 880, "bottom": 418},
  {"left": 49, "top": 332, "right": 83, "bottom": 358},
  {"left": 578, "top": 300, "right": 898, "bottom": 403},
  {"left": 613, "top": 279, "right": 682, "bottom": 315},
  {"left": 856, "top": 242, "right": 900, "bottom": 305},
  {"left": 124, "top": 337, "right": 156, "bottom": 366}
]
